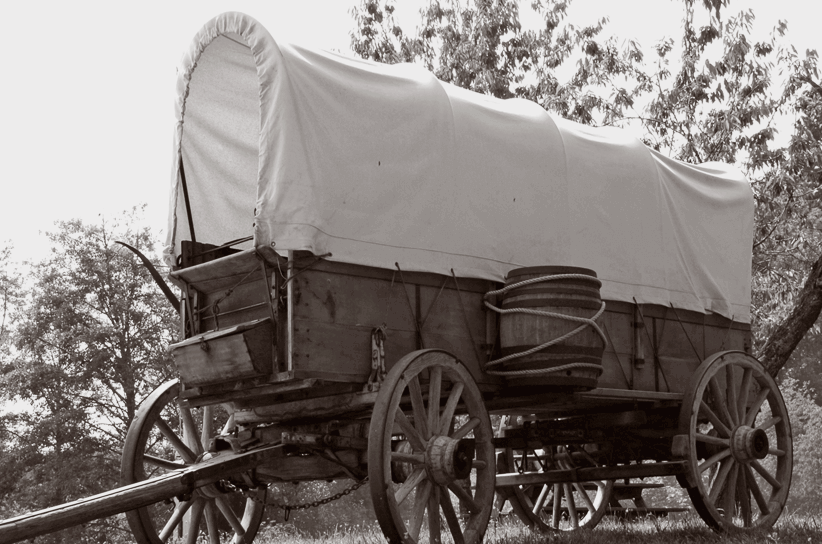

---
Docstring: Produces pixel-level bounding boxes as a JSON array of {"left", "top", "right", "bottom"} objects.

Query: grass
[{"left": 252, "top": 513, "right": 822, "bottom": 544}]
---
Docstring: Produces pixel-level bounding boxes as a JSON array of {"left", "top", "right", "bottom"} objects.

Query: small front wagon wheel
[
  {"left": 498, "top": 417, "right": 613, "bottom": 532},
  {"left": 369, "top": 350, "right": 495, "bottom": 544},
  {"left": 678, "top": 351, "right": 792, "bottom": 532},
  {"left": 121, "top": 379, "right": 265, "bottom": 544}
]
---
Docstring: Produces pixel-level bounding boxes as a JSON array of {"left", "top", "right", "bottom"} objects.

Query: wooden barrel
[{"left": 498, "top": 266, "right": 605, "bottom": 390}]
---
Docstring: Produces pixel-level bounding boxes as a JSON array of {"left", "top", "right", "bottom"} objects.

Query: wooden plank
[
  {"left": 198, "top": 278, "right": 272, "bottom": 331},
  {"left": 496, "top": 462, "right": 687, "bottom": 488},
  {"left": 292, "top": 320, "right": 419, "bottom": 381},
  {"left": 575, "top": 388, "right": 683, "bottom": 402},
  {"left": 235, "top": 391, "right": 379, "bottom": 424},
  {"left": 181, "top": 378, "right": 318, "bottom": 408},
  {"left": 307, "top": 258, "right": 493, "bottom": 293},
  {"left": 171, "top": 246, "right": 281, "bottom": 290},
  {"left": 293, "top": 268, "right": 417, "bottom": 330}
]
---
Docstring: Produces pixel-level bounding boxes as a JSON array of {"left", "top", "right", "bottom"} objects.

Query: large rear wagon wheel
[
  {"left": 678, "top": 351, "right": 792, "bottom": 532},
  {"left": 369, "top": 350, "right": 495, "bottom": 544},
  {"left": 121, "top": 379, "right": 265, "bottom": 544}
]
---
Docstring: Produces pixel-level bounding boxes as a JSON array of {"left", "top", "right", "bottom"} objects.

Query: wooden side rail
[{"left": 495, "top": 461, "right": 687, "bottom": 488}]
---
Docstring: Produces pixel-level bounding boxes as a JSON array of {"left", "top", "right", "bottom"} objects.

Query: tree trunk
[{"left": 758, "top": 252, "right": 822, "bottom": 377}]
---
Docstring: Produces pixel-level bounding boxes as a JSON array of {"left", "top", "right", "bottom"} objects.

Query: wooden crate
[{"left": 170, "top": 318, "right": 274, "bottom": 385}]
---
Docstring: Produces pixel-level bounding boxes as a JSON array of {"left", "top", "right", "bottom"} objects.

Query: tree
[
  {"left": 0, "top": 242, "right": 20, "bottom": 361},
  {"left": 0, "top": 209, "right": 178, "bottom": 540},
  {"left": 350, "top": 0, "right": 822, "bottom": 378}
]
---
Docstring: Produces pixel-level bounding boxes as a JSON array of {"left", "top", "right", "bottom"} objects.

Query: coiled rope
[{"left": 484, "top": 274, "right": 608, "bottom": 377}]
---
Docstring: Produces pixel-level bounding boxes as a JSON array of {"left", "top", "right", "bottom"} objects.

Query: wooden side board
[
  {"left": 170, "top": 250, "right": 752, "bottom": 411},
  {"left": 290, "top": 259, "right": 500, "bottom": 386},
  {"left": 596, "top": 300, "right": 750, "bottom": 395}
]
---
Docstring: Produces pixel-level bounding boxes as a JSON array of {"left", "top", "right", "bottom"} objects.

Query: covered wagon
[{"left": 0, "top": 10, "right": 791, "bottom": 544}]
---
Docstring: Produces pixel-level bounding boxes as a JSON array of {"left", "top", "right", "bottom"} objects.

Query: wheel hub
[
  {"left": 425, "top": 435, "right": 474, "bottom": 485},
  {"left": 730, "top": 425, "right": 769, "bottom": 462}
]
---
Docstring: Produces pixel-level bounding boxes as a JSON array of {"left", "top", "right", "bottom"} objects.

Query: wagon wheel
[
  {"left": 121, "top": 379, "right": 265, "bottom": 544},
  {"left": 499, "top": 419, "right": 613, "bottom": 531},
  {"left": 678, "top": 351, "right": 792, "bottom": 532},
  {"left": 369, "top": 349, "right": 495, "bottom": 544}
]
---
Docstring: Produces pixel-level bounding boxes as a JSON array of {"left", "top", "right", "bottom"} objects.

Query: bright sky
[{"left": 0, "top": 0, "right": 818, "bottom": 264}]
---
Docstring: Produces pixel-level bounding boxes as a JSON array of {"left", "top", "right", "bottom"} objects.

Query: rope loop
[{"left": 484, "top": 273, "right": 607, "bottom": 377}]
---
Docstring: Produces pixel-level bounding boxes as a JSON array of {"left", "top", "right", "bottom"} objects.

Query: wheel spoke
[
  {"left": 708, "top": 458, "right": 735, "bottom": 504},
  {"left": 738, "top": 367, "right": 753, "bottom": 419},
  {"left": 395, "top": 409, "right": 426, "bottom": 451},
  {"left": 452, "top": 417, "right": 480, "bottom": 440},
  {"left": 532, "top": 484, "right": 550, "bottom": 515},
  {"left": 409, "top": 479, "right": 432, "bottom": 541},
  {"left": 215, "top": 496, "right": 246, "bottom": 537},
  {"left": 220, "top": 410, "right": 236, "bottom": 435},
  {"left": 395, "top": 467, "right": 427, "bottom": 505},
  {"left": 727, "top": 364, "right": 740, "bottom": 426},
  {"left": 738, "top": 464, "right": 752, "bottom": 526},
  {"left": 756, "top": 416, "right": 781, "bottom": 432},
  {"left": 408, "top": 375, "right": 430, "bottom": 440},
  {"left": 144, "top": 453, "right": 187, "bottom": 471},
  {"left": 721, "top": 463, "right": 739, "bottom": 519},
  {"left": 391, "top": 451, "right": 425, "bottom": 465},
  {"left": 699, "top": 401, "right": 731, "bottom": 438},
  {"left": 155, "top": 419, "right": 197, "bottom": 464},
  {"left": 204, "top": 501, "right": 220, "bottom": 544},
  {"left": 696, "top": 433, "right": 730, "bottom": 447},
  {"left": 428, "top": 483, "right": 442, "bottom": 544},
  {"left": 158, "top": 498, "right": 195, "bottom": 542},
  {"left": 573, "top": 482, "right": 596, "bottom": 514},
  {"left": 551, "top": 484, "right": 563, "bottom": 528},
  {"left": 440, "top": 485, "right": 465, "bottom": 544},
  {"left": 743, "top": 387, "right": 770, "bottom": 427},
  {"left": 428, "top": 366, "right": 442, "bottom": 436},
  {"left": 180, "top": 407, "right": 204, "bottom": 455},
  {"left": 472, "top": 460, "right": 487, "bottom": 470},
  {"left": 564, "top": 483, "right": 579, "bottom": 529},
  {"left": 769, "top": 448, "right": 786, "bottom": 457},
  {"left": 439, "top": 382, "right": 464, "bottom": 435},
  {"left": 183, "top": 500, "right": 205, "bottom": 544},
  {"left": 743, "top": 464, "right": 770, "bottom": 515},
  {"left": 699, "top": 448, "right": 731, "bottom": 473},
  {"left": 448, "top": 481, "right": 480, "bottom": 513},
  {"left": 751, "top": 459, "right": 782, "bottom": 490},
  {"left": 200, "top": 406, "right": 213, "bottom": 448},
  {"left": 709, "top": 377, "right": 736, "bottom": 429}
]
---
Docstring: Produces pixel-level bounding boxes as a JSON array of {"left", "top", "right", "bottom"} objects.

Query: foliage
[
  {"left": 268, "top": 480, "right": 376, "bottom": 535},
  {"left": 0, "top": 208, "right": 177, "bottom": 540},
  {"left": 778, "top": 377, "right": 822, "bottom": 513},
  {"left": 0, "top": 241, "right": 20, "bottom": 362}
]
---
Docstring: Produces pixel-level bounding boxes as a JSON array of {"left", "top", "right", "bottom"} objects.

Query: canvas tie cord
[{"left": 483, "top": 274, "right": 608, "bottom": 377}]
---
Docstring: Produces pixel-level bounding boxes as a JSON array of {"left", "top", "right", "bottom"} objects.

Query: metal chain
[{"left": 242, "top": 477, "right": 369, "bottom": 521}]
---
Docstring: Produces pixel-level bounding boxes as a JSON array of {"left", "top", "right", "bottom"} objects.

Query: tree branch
[{"left": 758, "top": 251, "right": 822, "bottom": 376}]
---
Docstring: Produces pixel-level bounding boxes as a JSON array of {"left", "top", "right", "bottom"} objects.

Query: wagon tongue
[{"left": 0, "top": 443, "right": 285, "bottom": 544}]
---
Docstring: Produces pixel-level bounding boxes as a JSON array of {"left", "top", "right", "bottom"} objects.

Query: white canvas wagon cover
[{"left": 166, "top": 12, "right": 754, "bottom": 322}]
